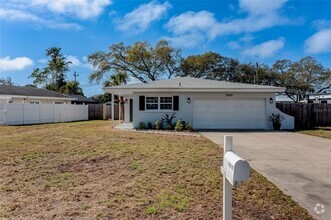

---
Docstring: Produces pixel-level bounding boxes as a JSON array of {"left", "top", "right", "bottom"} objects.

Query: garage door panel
[{"left": 194, "top": 99, "right": 265, "bottom": 129}]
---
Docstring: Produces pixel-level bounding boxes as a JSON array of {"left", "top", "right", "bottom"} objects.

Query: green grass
[{"left": 0, "top": 121, "right": 312, "bottom": 219}]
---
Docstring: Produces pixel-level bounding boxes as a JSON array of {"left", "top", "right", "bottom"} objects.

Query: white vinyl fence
[{"left": 0, "top": 103, "right": 88, "bottom": 125}]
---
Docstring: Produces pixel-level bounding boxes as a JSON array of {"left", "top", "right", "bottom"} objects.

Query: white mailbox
[{"left": 222, "top": 151, "right": 250, "bottom": 186}]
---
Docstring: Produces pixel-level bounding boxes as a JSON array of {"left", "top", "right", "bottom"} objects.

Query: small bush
[
  {"left": 187, "top": 123, "right": 194, "bottom": 132},
  {"left": 175, "top": 119, "right": 184, "bottom": 131},
  {"left": 138, "top": 122, "right": 146, "bottom": 130},
  {"left": 155, "top": 120, "right": 162, "bottom": 130},
  {"left": 147, "top": 121, "right": 153, "bottom": 129},
  {"left": 166, "top": 124, "right": 172, "bottom": 130}
]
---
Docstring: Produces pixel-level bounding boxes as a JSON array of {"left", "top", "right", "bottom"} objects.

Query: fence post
[
  {"left": 103, "top": 104, "right": 107, "bottom": 120},
  {"left": 223, "top": 135, "right": 233, "bottom": 220}
]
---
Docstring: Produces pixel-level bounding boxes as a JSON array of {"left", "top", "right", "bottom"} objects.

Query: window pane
[
  {"left": 146, "top": 97, "right": 158, "bottom": 103},
  {"left": 146, "top": 104, "right": 158, "bottom": 110},
  {"left": 160, "top": 104, "right": 172, "bottom": 110},
  {"left": 160, "top": 97, "right": 172, "bottom": 103}
]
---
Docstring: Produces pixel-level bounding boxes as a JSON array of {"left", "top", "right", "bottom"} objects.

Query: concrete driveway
[{"left": 200, "top": 131, "right": 331, "bottom": 220}]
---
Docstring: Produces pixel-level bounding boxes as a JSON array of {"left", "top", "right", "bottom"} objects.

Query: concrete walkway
[{"left": 200, "top": 131, "right": 331, "bottom": 220}]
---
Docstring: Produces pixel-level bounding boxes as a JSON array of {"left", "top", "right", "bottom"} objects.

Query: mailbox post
[{"left": 221, "top": 135, "right": 250, "bottom": 220}]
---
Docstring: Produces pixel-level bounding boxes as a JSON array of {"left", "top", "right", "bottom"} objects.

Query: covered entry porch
[{"left": 110, "top": 92, "right": 133, "bottom": 128}]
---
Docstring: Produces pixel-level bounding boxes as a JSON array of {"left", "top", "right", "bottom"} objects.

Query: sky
[{"left": 1, "top": 0, "right": 331, "bottom": 97}]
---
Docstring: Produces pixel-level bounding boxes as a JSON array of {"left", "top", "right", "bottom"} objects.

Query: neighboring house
[
  {"left": 0, "top": 85, "right": 74, "bottom": 104},
  {"left": 276, "top": 93, "right": 295, "bottom": 103},
  {"left": 105, "top": 77, "right": 294, "bottom": 130},
  {"left": 68, "top": 94, "right": 98, "bottom": 105},
  {"left": 308, "top": 93, "right": 331, "bottom": 104}
]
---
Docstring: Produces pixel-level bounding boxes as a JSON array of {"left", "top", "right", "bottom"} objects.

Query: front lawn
[
  {"left": 0, "top": 121, "right": 312, "bottom": 219},
  {"left": 299, "top": 127, "right": 331, "bottom": 139}
]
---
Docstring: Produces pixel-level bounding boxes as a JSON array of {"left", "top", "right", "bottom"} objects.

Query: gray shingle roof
[
  {"left": 0, "top": 85, "right": 71, "bottom": 98},
  {"left": 67, "top": 94, "right": 98, "bottom": 103},
  {"left": 107, "top": 77, "right": 284, "bottom": 91}
]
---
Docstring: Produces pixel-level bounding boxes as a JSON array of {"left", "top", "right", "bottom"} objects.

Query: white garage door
[{"left": 194, "top": 99, "right": 266, "bottom": 129}]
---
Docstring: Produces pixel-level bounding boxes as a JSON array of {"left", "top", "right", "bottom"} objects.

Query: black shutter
[
  {"left": 173, "top": 96, "right": 179, "bottom": 111},
  {"left": 139, "top": 96, "right": 145, "bottom": 111}
]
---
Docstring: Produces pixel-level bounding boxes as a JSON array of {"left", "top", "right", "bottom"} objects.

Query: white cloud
[
  {"left": 227, "top": 41, "right": 241, "bottom": 50},
  {"left": 0, "top": 0, "right": 111, "bottom": 30},
  {"left": 116, "top": 1, "right": 171, "bottom": 34},
  {"left": 164, "top": 0, "right": 296, "bottom": 47},
  {"left": 31, "top": 0, "right": 112, "bottom": 19},
  {"left": 312, "top": 19, "right": 331, "bottom": 30},
  {"left": 0, "top": 56, "right": 34, "bottom": 71},
  {"left": 163, "top": 33, "right": 206, "bottom": 48},
  {"left": 305, "top": 29, "right": 331, "bottom": 54},
  {"left": 239, "top": 0, "right": 287, "bottom": 16},
  {"left": 0, "top": 9, "right": 82, "bottom": 30},
  {"left": 242, "top": 37, "right": 285, "bottom": 58},
  {"left": 66, "top": 55, "right": 82, "bottom": 67}
]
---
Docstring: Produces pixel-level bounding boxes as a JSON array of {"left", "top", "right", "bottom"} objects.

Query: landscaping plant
[
  {"left": 138, "top": 122, "right": 146, "bottom": 130},
  {"left": 269, "top": 113, "right": 285, "bottom": 130},
  {"left": 175, "top": 119, "right": 184, "bottom": 131},
  {"left": 155, "top": 120, "right": 162, "bottom": 130},
  {"left": 162, "top": 113, "right": 176, "bottom": 130},
  {"left": 147, "top": 121, "right": 153, "bottom": 129}
]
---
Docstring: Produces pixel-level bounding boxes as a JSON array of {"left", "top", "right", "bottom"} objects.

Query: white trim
[
  {"left": 106, "top": 87, "right": 285, "bottom": 94},
  {"left": 145, "top": 96, "right": 173, "bottom": 111}
]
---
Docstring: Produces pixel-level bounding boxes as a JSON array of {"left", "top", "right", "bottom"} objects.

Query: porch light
[
  {"left": 187, "top": 97, "right": 191, "bottom": 103},
  {"left": 269, "top": 97, "right": 274, "bottom": 104}
]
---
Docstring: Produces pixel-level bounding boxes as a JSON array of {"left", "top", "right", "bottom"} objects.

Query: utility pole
[
  {"left": 255, "top": 62, "right": 259, "bottom": 85},
  {"left": 73, "top": 71, "right": 79, "bottom": 83}
]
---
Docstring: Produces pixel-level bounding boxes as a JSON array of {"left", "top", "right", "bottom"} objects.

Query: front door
[{"left": 129, "top": 99, "right": 133, "bottom": 122}]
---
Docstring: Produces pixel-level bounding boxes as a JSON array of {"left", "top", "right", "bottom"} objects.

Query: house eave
[{"left": 105, "top": 87, "right": 285, "bottom": 94}]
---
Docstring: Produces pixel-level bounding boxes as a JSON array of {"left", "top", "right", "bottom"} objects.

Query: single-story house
[
  {"left": 105, "top": 77, "right": 294, "bottom": 130},
  {"left": 308, "top": 93, "right": 331, "bottom": 104},
  {"left": 68, "top": 94, "right": 98, "bottom": 105},
  {"left": 0, "top": 85, "right": 74, "bottom": 104}
]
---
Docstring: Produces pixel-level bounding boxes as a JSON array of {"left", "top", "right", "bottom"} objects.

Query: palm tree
[{"left": 103, "top": 72, "right": 128, "bottom": 87}]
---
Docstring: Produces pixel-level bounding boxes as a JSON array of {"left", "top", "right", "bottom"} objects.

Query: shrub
[
  {"left": 162, "top": 113, "right": 176, "bottom": 130},
  {"left": 138, "top": 122, "right": 146, "bottom": 130},
  {"left": 187, "top": 123, "right": 194, "bottom": 132},
  {"left": 269, "top": 113, "right": 284, "bottom": 124},
  {"left": 175, "top": 119, "right": 184, "bottom": 131},
  {"left": 155, "top": 120, "right": 162, "bottom": 130},
  {"left": 147, "top": 121, "right": 153, "bottom": 129}
]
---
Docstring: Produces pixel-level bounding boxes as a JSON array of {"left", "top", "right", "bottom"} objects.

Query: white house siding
[{"left": 131, "top": 92, "right": 294, "bottom": 130}]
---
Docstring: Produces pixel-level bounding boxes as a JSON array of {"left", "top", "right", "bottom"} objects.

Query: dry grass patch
[
  {"left": 0, "top": 121, "right": 312, "bottom": 219},
  {"left": 299, "top": 127, "right": 331, "bottom": 139}
]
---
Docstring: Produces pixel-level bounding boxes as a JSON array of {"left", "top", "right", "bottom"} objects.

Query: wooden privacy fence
[
  {"left": 88, "top": 104, "right": 124, "bottom": 120},
  {"left": 0, "top": 103, "right": 88, "bottom": 125},
  {"left": 276, "top": 103, "right": 331, "bottom": 130}
]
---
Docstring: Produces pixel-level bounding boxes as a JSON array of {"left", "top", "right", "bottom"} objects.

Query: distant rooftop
[
  {"left": 0, "top": 85, "right": 72, "bottom": 99},
  {"left": 67, "top": 94, "right": 98, "bottom": 103}
]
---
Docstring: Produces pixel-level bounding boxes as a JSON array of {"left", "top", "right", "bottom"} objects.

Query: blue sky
[{"left": 1, "top": 0, "right": 331, "bottom": 97}]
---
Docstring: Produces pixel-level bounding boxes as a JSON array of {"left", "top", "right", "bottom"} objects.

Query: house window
[
  {"left": 321, "top": 100, "right": 327, "bottom": 104},
  {"left": 145, "top": 96, "right": 173, "bottom": 110},
  {"left": 146, "top": 97, "right": 158, "bottom": 110},
  {"left": 160, "top": 97, "right": 172, "bottom": 110},
  {"left": 54, "top": 102, "right": 64, "bottom": 104},
  {"left": 30, "top": 101, "right": 40, "bottom": 104}
]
